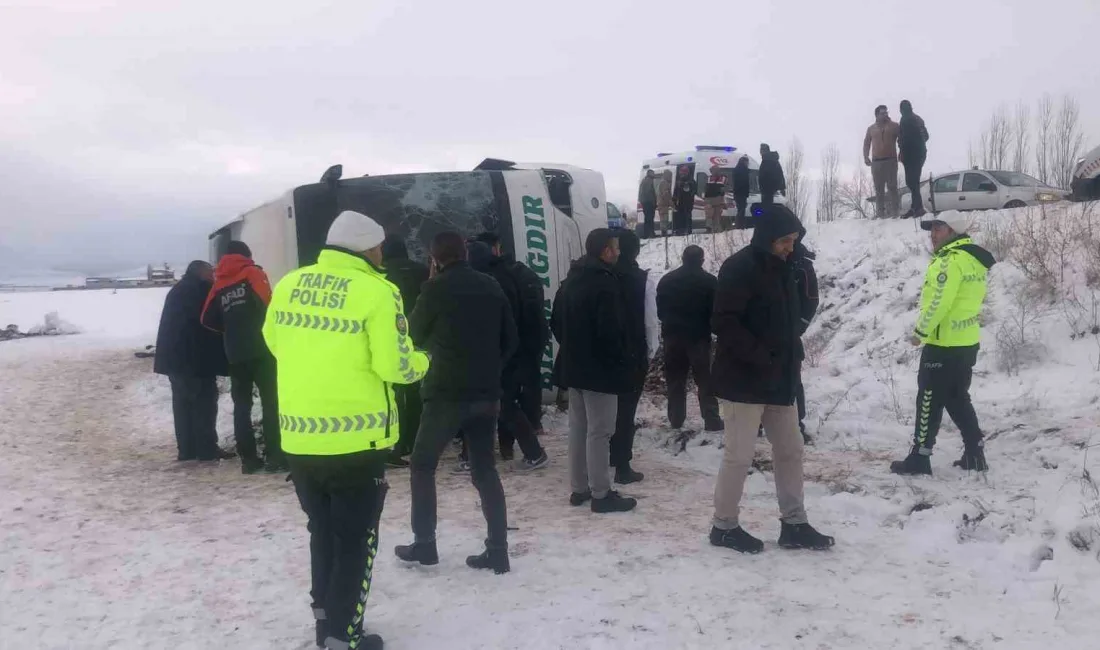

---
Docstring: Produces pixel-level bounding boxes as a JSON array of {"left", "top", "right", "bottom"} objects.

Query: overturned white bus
[{"left": 208, "top": 159, "right": 610, "bottom": 392}]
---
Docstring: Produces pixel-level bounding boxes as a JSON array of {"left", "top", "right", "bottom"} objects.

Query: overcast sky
[{"left": 2, "top": 0, "right": 1098, "bottom": 272}]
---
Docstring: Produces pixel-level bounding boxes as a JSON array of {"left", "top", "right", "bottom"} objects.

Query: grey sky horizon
[{"left": 2, "top": 0, "right": 1098, "bottom": 274}]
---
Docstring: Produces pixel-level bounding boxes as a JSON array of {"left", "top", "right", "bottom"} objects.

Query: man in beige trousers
[
  {"left": 864, "top": 104, "right": 901, "bottom": 218},
  {"left": 708, "top": 204, "right": 834, "bottom": 554}
]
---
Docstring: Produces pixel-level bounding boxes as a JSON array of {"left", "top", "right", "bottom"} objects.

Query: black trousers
[
  {"left": 673, "top": 206, "right": 693, "bottom": 235},
  {"left": 289, "top": 451, "right": 388, "bottom": 646},
  {"left": 393, "top": 382, "right": 422, "bottom": 456},
  {"left": 411, "top": 400, "right": 508, "bottom": 550},
  {"left": 761, "top": 192, "right": 775, "bottom": 205},
  {"left": 517, "top": 359, "right": 544, "bottom": 431},
  {"left": 796, "top": 377, "right": 807, "bottom": 434},
  {"left": 498, "top": 367, "right": 545, "bottom": 461},
  {"left": 904, "top": 154, "right": 926, "bottom": 212},
  {"left": 913, "top": 345, "right": 983, "bottom": 452},
  {"left": 640, "top": 202, "right": 657, "bottom": 238},
  {"left": 168, "top": 375, "right": 219, "bottom": 460},
  {"left": 230, "top": 355, "right": 282, "bottom": 463},
  {"left": 664, "top": 335, "right": 720, "bottom": 428},
  {"left": 610, "top": 389, "right": 642, "bottom": 468},
  {"left": 734, "top": 196, "right": 748, "bottom": 218}
]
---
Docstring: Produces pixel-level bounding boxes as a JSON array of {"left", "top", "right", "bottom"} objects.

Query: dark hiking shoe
[
  {"left": 500, "top": 446, "right": 515, "bottom": 461},
  {"left": 465, "top": 548, "right": 511, "bottom": 574},
  {"left": 241, "top": 457, "right": 265, "bottom": 475},
  {"left": 385, "top": 451, "right": 410, "bottom": 469},
  {"left": 778, "top": 522, "right": 835, "bottom": 550},
  {"left": 757, "top": 425, "right": 765, "bottom": 438},
  {"left": 394, "top": 541, "right": 439, "bottom": 566},
  {"left": 953, "top": 449, "right": 989, "bottom": 472},
  {"left": 709, "top": 526, "right": 764, "bottom": 554},
  {"left": 518, "top": 450, "right": 549, "bottom": 471},
  {"left": 591, "top": 490, "right": 637, "bottom": 513},
  {"left": 614, "top": 463, "right": 645, "bottom": 485},
  {"left": 569, "top": 490, "right": 592, "bottom": 506},
  {"left": 704, "top": 419, "right": 725, "bottom": 432},
  {"left": 890, "top": 447, "right": 933, "bottom": 476},
  {"left": 324, "top": 635, "right": 383, "bottom": 650}
]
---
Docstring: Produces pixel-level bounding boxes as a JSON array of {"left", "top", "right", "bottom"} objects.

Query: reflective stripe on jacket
[
  {"left": 914, "top": 237, "right": 995, "bottom": 347},
  {"left": 263, "top": 249, "right": 430, "bottom": 456}
]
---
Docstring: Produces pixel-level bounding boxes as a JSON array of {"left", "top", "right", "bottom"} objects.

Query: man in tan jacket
[
  {"left": 863, "top": 104, "right": 900, "bottom": 218},
  {"left": 656, "top": 171, "right": 673, "bottom": 236}
]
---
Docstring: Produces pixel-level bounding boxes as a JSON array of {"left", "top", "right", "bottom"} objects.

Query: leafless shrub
[
  {"left": 817, "top": 143, "right": 841, "bottom": 223},
  {"left": 995, "top": 283, "right": 1050, "bottom": 375},
  {"left": 978, "top": 217, "right": 1018, "bottom": 262},
  {"left": 803, "top": 326, "right": 837, "bottom": 368},
  {"left": 1052, "top": 95, "right": 1087, "bottom": 190},
  {"left": 976, "top": 104, "right": 1013, "bottom": 170},
  {"left": 1009, "top": 207, "right": 1061, "bottom": 296},
  {"left": 869, "top": 348, "right": 909, "bottom": 425},
  {"left": 837, "top": 162, "right": 874, "bottom": 220},
  {"left": 784, "top": 138, "right": 811, "bottom": 219}
]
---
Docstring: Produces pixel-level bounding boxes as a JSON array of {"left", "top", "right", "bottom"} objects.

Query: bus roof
[{"left": 642, "top": 150, "right": 760, "bottom": 172}]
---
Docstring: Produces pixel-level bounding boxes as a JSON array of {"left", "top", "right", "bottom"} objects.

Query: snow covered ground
[{"left": 3, "top": 206, "right": 1100, "bottom": 649}]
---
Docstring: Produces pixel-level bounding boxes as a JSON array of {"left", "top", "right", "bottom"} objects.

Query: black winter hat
[
  {"left": 751, "top": 205, "right": 803, "bottom": 248},
  {"left": 466, "top": 240, "right": 494, "bottom": 273}
]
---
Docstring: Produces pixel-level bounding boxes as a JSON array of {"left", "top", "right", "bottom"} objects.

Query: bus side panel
[
  {"left": 503, "top": 171, "right": 560, "bottom": 396},
  {"left": 238, "top": 196, "right": 295, "bottom": 285}
]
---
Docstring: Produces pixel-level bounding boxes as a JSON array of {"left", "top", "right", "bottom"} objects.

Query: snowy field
[{"left": 3, "top": 206, "right": 1100, "bottom": 649}]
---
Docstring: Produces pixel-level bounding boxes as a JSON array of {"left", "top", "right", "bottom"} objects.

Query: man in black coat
[
  {"left": 551, "top": 229, "right": 637, "bottom": 513},
  {"left": 382, "top": 236, "right": 430, "bottom": 465},
  {"left": 758, "top": 144, "right": 787, "bottom": 205},
  {"left": 656, "top": 245, "right": 723, "bottom": 433},
  {"left": 898, "top": 99, "right": 930, "bottom": 218},
  {"left": 154, "top": 261, "right": 230, "bottom": 461},
  {"left": 467, "top": 240, "right": 548, "bottom": 470},
  {"left": 609, "top": 229, "right": 657, "bottom": 485},
  {"left": 731, "top": 156, "right": 752, "bottom": 222},
  {"left": 672, "top": 168, "right": 698, "bottom": 236},
  {"left": 396, "top": 231, "right": 518, "bottom": 574},
  {"left": 709, "top": 205, "right": 834, "bottom": 554}
]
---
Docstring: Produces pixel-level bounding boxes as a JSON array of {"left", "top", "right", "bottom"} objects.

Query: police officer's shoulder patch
[
  {"left": 936, "top": 272, "right": 948, "bottom": 284},
  {"left": 396, "top": 313, "right": 408, "bottom": 336}
]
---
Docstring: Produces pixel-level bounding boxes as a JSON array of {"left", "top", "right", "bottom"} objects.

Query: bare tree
[
  {"left": 978, "top": 105, "right": 1013, "bottom": 170},
  {"left": 784, "top": 138, "right": 811, "bottom": 218},
  {"left": 1052, "top": 95, "right": 1086, "bottom": 189},
  {"left": 1012, "top": 101, "right": 1031, "bottom": 173},
  {"left": 817, "top": 143, "right": 841, "bottom": 223},
  {"left": 1035, "top": 93, "right": 1054, "bottom": 184},
  {"left": 836, "top": 162, "right": 874, "bottom": 220}
]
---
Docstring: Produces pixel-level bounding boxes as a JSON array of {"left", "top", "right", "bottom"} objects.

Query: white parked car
[{"left": 900, "top": 169, "right": 1068, "bottom": 214}]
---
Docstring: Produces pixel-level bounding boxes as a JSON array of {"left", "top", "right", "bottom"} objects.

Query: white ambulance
[
  {"left": 209, "top": 159, "right": 609, "bottom": 393},
  {"left": 638, "top": 145, "right": 781, "bottom": 231}
]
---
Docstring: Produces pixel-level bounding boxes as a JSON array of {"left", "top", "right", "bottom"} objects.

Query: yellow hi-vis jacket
[
  {"left": 262, "top": 249, "right": 430, "bottom": 456},
  {"left": 914, "top": 236, "right": 996, "bottom": 347}
]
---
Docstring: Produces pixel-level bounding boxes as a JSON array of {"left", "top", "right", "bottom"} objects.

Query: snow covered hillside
[{"left": 2, "top": 208, "right": 1100, "bottom": 649}]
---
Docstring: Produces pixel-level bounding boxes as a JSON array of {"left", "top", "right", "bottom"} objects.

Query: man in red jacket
[{"left": 202, "top": 241, "right": 284, "bottom": 474}]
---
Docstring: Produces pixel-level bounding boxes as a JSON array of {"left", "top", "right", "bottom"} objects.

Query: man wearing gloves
[
  {"left": 264, "top": 210, "right": 430, "bottom": 650},
  {"left": 891, "top": 211, "right": 994, "bottom": 476}
]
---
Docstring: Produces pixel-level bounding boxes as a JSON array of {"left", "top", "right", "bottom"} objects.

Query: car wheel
[{"left": 1004, "top": 200, "right": 1027, "bottom": 209}]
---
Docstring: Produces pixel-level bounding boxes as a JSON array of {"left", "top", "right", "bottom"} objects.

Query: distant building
[{"left": 147, "top": 264, "right": 176, "bottom": 285}]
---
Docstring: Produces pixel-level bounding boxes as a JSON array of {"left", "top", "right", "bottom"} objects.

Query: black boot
[
  {"left": 709, "top": 526, "right": 764, "bottom": 554},
  {"left": 953, "top": 448, "right": 989, "bottom": 472},
  {"left": 704, "top": 418, "right": 725, "bottom": 432},
  {"left": 394, "top": 541, "right": 439, "bottom": 566},
  {"left": 614, "top": 463, "right": 644, "bottom": 485},
  {"left": 500, "top": 446, "right": 515, "bottom": 461},
  {"left": 890, "top": 447, "right": 932, "bottom": 476},
  {"left": 569, "top": 490, "right": 592, "bottom": 506},
  {"left": 778, "top": 522, "right": 835, "bottom": 550},
  {"left": 323, "top": 634, "right": 383, "bottom": 650},
  {"left": 591, "top": 490, "right": 637, "bottom": 513},
  {"left": 385, "top": 450, "right": 409, "bottom": 469},
  {"left": 465, "top": 548, "right": 510, "bottom": 574}
]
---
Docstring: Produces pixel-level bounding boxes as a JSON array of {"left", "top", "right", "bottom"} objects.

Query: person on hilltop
[
  {"left": 638, "top": 169, "right": 658, "bottom": 239},
  {"left": 263, "top": 210, "right": 430, "bottom": 650},
  {"left": 656, "top": 170, "right": 674, "bottom": 236},
  {"left": 891, "top": 211, "right": 994, "bottom": 476},
  {"left": 709, "top": 204, "right": 834, "bottom": 554},
  {"left": 731, "top": 156, "right": 752, "bottom": 222},
  {"left": 672, "top": 167, "right": 698, "bottom": 236},
  {"left": 154, "top": 260, "right": 231, "bottom": 462},
  {"left": 899, "top": 99, "right": 931, "bottom": 218},
  {"left": 609, "top": 228, "right": 658, "bottom": 485},
  {"left": 656, "top": 245, "right": 723, "bottom": 433},
  {"left": 396, "top": 231, "right": 518, "bottom": 575},
  {"left": 202, "top": 241, "right": 284, "bottom": 474},
  {"left": 551, "top": 228, "right": 637, "bottom": 513},
  {"left": 382, "top": 236, "right": 430, "bottom": 468},
  {"left": 758, "top": 144, "right": 786, "bottom": 205},
  {"left": 863, "top": 104, "right": 901, "bottom": 218}
]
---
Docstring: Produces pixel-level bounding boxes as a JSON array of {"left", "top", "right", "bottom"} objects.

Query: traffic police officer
[
  {"left": 264, "top": 210, "right": 430, "bottom": 650},
  {"left": 891, "top": 211, "right": 995, "bottom": 476}
]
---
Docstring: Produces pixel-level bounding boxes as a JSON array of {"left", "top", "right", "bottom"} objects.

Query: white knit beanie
[{"left": 326, "top": 211, "right": 386, "bottom": 252}]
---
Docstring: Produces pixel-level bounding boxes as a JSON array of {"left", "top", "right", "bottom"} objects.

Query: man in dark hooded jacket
[
  {"left": 672, "top": 168, "right": 698, "bottom": 236},
  {"left": 656, "top": 245, "right": 722, "bottom": 432},
  {"left": 202, "top": 241, "right": 283, "bottom": 474},
  {"left": 467, "top": 240, "right": 549, "bottom": 470},
  {"left": 382, "top": 236, "right": 430, "bottom": 465},
  {"left": 154, "top": 261, "right": 230, "bottom": 461},
  {"left": 898, "top": 100, "right": 930, "bottom": 218},
  {"left": 731, "top": 156, "right": 752, "bottom": 221},
  {"left": 609, "top": 229, "right": 657, "bottom": 484},
  {"left": 758, "top": 144, "right": 786, "bottom": 205},
  {"left": 709, "top": 205, "right": 834, "bottom": 554},
  {"left": 551, "top": 229, "right": 637, "bottom": 513}
]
